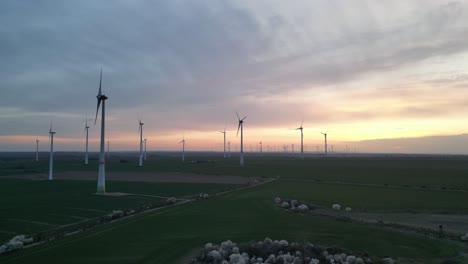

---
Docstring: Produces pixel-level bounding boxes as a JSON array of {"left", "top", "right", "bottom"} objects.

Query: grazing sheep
[
  {"left": 382, "top": 257, "right": 394, "bottom": 264},
  {"left": 345, "top": 207, "right": 352, "bottom": 212},
  {"left": 281, "top": 201, "right": 290, "bottom": 208},
  {"left": 332, "top": 204, "right": 341, "bottom": 210},
  {"left": 274, "top": 197, "right": 282, "bottom": 204}
]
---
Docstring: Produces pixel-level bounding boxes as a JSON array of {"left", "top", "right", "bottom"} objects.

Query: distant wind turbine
[
  {"left": 138, "top": 119, "right": 144, "bottom": 167},
  {"left": 84, "top": 116, "right": 90, "bottom": 165},
  {"left": 236, "top": 112, "right": 247, "bottom": 167},
  {"left": 35, "top": 138, "right": 39, "bottom": 161},
  {"left": 94, "top": 68, "right": 108, "bottom": 194},
  {"left": 259, "top": 141, "right": 263, "bottom": 153},
  {"left": 220, "top": 128, "right": 227, "bottom": 158},
  {"left": 48, "top": 122, "right": 56, "bottom": 181},
  {"left": 179, "top": 136, "right": 186, "bottom": 162},
  {"left": 295, "top": 121, "right": 304, "bottom": 159},
  {"left": 320, "top": 131, "right": 328, "bottom": 158},
  {"left": 144, "top": 138, "right": 147, "bottom": 160}
]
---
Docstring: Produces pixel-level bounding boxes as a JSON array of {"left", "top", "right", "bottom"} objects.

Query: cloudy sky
[{"left": 1, "top": 0, "right": 468, "bottom": 153}]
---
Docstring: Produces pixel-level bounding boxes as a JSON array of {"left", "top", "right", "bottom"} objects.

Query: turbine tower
[
  {"left": 259, "top": 141, "right": 263, "bottom": 153},
  {"left": 236, "top": 112, "right": 247, "bottom": 167},
  {"left": 94, "top": 68, "right": 108, "bottom": 194},
  {"left": 138, "top": 119, "right": 144, "bottom": 167},
  {"left": 321, "top": 131, "right": 328, "bottom": 158},
  {"left": 179, "top": 136, "right": 186, "bottom": 162},
  {"left": 295, "top": 121, "right": 304, "bottom": 159},
  {"left": 84, "top": 117, "right": 90, "bottom": 165},
  {"left": 48, "top": 122, "right": 56, "bottom": 181},
  {"left": 107, "top": 141, "right": 110, "bottom": 159},
  {"left": 144, "top": 138, "right": 147, "bottom": 160},
  {"left": 35, "top": 138, "right": 39, "bottom": 161},
  {"left": 220, "top": 129, "right": 227, "bottom": 158}
]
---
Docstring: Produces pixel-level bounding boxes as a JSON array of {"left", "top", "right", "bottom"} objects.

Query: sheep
[
  {"left": 382, "top": 257, "right": 394, "bottom": 264},
  {"left": 205, "top": 243, "right": 214, "bottom": 250},
  {"left": 274, "top": 197, "right": 282, "bottom": 204},
  {"left": 355, "top": 257, "right": 365, "bottom": 264},
  {"left": 332, "top": 204, "right": 341, "bottom": 210},
  {"left": 281, "top": 201, "right": 290, "bottom": 208},
  {"left": 298, "top": 204, "right": 309, "bottom": 212},
  {"left": 345, "top": 207, "right": 352, "bottom": 212}
]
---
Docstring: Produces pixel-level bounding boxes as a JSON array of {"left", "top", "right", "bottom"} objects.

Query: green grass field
[
  {"left": 1, "top": 156, "right": 468, "bottom": 263},
  {"left": 0, "top": 178, "right": 238, "bottom": 243},
  {"left": 3, "top": 156, "right": 468, "bottom": 190}
]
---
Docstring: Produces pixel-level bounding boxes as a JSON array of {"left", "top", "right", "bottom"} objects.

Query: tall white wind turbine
[
  {"left": 48, "top": 122, "right": 56, "bottom": 180},
  {"left": 179, "top": 136, "right": 186, "bottom": 162},
  {"left": 295, "top": 121, "right": 304, "bottom": 159},
  {"left": 236, "top": 112, "right": 247, "bottom": 167},
  {"left": 35, "top": 138, "right": 39, "bottom": 161},
  {"left": 320, "top": 131, "right": 328, "bottom": 158},
  {"left": 94, "top": 68, "right": 108, "bottom": 194},
  {"left": 220, "top": 128, "right": 227, "bottom": 158},
  {"left": 138, "top": 119, "right": 144, "bottom": 167},
  {"left": 84, "top": 116, "right": 90, "bottom": 165}
]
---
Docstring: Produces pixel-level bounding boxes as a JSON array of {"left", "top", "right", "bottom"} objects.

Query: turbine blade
[
  {"left": 236, "top": 122, "right": 241, "bottom": 136},
  {"left": 49, "top": 121, "right": 52, "bottom": 133},
  {"left": 98, "top": 68, "right": 102, "bottom": 97},
  {"left": 94, "top": 99, "right": 101, "bottom": 125},
  {"left": 236, "top": 112, "right": 240, "bottom": 120},
  {"left": 241, "top": 116, "right": 247, "bottom": 121}
]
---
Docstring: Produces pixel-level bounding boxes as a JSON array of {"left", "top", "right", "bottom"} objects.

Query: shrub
[{"left": 332, "top": 204, "right": 341, "bottom": 210}]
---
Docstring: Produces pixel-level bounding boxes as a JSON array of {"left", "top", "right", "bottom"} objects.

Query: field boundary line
[{"left": 281, "top": 178, "right": 468, "bottom": 192}]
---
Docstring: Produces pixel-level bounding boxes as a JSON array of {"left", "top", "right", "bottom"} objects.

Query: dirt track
[{"left": 10, "top": 171, "right": 265, "bottom": 185}]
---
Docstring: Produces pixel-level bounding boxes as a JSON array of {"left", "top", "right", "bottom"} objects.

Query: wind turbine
[
  {"left": 144, "top": 138, "right": 147, "bottom": 160},
  {"left": 35, "top": 138, "right": 39, "bottom": 161},
  {"left": 138, "top": 119, "right": 144, "bottom": 167},
  {"left": 220, "top": 128, "right": 227, "bottom": 158},
  {"left": 236, "top": 112, "right": 247, "bottom": 167},
  {"left": 320, "top": 131, "right": 328, "bottom": 158},
  {"left": 295, "top": 121, "right": 304, "bottom": 159},
  {"left": 84, "top": 116, "right": 90, "bottom": 165},
  {"left": 259, "top": 141, "right": 263, "bottom": 153},
  {"left": 94, "top": 68, "right": 108, "bottom": 194},
  {"left": 48, "top": 122, "right": 56, "bottom": 181},
  {"left": 179, "top": 136, "right": 186, "bottom": 162}
]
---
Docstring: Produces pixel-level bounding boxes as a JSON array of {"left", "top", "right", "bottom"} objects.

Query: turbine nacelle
[{"left": 94, "top": 68, "right": 108, "bottom": 125}]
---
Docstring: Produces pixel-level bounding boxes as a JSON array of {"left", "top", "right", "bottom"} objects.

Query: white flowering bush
[
  {"left": 332, "top": 204, "right": 341, "bottom": 210},
  {"left": 191, "top": 239, "right": 373, "bottom": 264},
  {"left": 382, "top": 257, "right": 394, "bottom": 264},
  {"left": 0, "top": 235, "right": 34, "bottom": 255}
]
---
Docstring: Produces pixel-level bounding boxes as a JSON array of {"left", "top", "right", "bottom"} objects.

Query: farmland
[{"left": 1, "top": 153, "right": 468, "bottom": 263}]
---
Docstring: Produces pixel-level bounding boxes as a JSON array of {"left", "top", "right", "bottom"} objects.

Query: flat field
[{"left": 1, "top": 154, "right": 468, "bottom": 264}]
